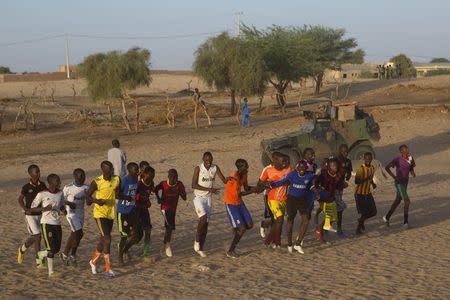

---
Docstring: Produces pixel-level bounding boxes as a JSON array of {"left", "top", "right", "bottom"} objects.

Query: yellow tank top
[{"left": 93, "top": 175, "right": 120, "bottom": 219}]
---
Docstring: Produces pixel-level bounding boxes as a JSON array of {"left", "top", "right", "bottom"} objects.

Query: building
[
  {"left": 324, "top": 64, "right": 377, "bottom": 81},
  {"left": 414, "top": 62, "right": 450, "bottom": 77}
]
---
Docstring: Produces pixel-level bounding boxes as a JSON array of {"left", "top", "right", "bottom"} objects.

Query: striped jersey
[{"left": 355, "top": 164, "right": 375, "bottom": 195}]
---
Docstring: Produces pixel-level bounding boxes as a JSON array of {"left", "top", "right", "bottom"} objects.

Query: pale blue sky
[{"left": 1, "top": 0, "right": 449, "bottom": 72}]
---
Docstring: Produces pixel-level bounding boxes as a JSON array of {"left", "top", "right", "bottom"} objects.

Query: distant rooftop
[{"left": 414, "top": 62, "right": 450, "bottom": 67}]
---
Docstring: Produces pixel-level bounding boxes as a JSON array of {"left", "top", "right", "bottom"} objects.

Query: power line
[{"left": 0, "top": 34, "right": 66, "bottom": 47}]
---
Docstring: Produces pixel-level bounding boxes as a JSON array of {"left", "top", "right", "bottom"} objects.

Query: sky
[{"left": 1, "top": 0, "right": 449, "bottom": 72}]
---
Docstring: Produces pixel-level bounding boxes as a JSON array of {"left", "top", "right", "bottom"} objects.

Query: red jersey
[{"left": 154, "top": 180, "right": 186, "bottom": 211}]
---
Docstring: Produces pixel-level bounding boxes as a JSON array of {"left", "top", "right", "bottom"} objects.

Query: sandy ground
[{"left": 0, "top": 75, "right": 449, "bottom": 299}]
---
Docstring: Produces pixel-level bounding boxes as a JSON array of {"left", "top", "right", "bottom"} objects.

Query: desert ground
[{"left": 0, "top": 74, "right": 449, "bottom": 299}]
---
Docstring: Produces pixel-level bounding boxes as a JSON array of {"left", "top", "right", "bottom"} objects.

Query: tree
[
  {"left": 430, "top": 57, "right": 450, "bottom": 63},
  {"left": 0, "top": 66, "right": 12, "bottom": 74},
  {"left": 78, "top": 47, "right": 151, "bottom": 132},
  {"left": 304, "top": 26, "right": 364, "bottom": 94},
  {"left": 193, "top": 32, "right": 267, "bottom": 115},
  {"left": 390, "top": 54, "right": 416, "bottom": 78}
]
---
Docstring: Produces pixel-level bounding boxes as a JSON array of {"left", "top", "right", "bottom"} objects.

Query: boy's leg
[
  {"left": 403, "top": 200, "right": 410, "bottom": 225},
  {"left": 228, "top": 227, "right": 246, "bottom": 253},
  {"left": 72, "top": 229, "right": 83, "bottom": 256},
  {"left": 385, "top": 197, "right": 401, "bottom": 221},
  {"left": 296, "top": 214, "right": 309, "bottom": 245},
  {"left": 285, "top": 198, "right": 297, "bottom": 248}
]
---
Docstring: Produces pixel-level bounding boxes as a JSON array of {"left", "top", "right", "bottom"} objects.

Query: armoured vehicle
[{"left": 260, "top": 99, "right": 380, "bottom": 166}]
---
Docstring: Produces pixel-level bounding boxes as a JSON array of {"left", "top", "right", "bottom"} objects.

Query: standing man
[
  {"left": 191, "top": 152, "right": 229, "bottom": 257},
  {"left": 241, "top": 98, "right": 251, "bottom": 128},
  {"left": 108, "top": 139, "right": 126, "bottom": 177},
  {"left": 87, "top": 161, "right": 120, "bottom": 278}
]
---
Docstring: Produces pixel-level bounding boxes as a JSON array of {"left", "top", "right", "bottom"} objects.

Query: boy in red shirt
[
  {"left": 154, "top": 169, "right": 186, "bottom": 257},
  {"left": 224, "top": 159, "right": 256, "bottom": 258},
  {"left": 135, "top": 166, "right": 155, "bottom": 257}
]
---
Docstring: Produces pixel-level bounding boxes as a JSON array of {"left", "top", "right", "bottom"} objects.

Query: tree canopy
[
  {"left": 0, "top": 66, "right": 12, "bottom": 74},
  {"left": 430, "top": 57, "right": 450, "bottom": 63},
  {"left": 78, "top": 47, "right": 151, "bottom": 101},
  {"left": 390, "top": 54, "right": 416, "bottom": 78}
]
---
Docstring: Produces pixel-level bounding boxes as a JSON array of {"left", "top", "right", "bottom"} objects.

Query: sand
[{"left": 0, "top": 75, "right": 449, "bottom": 299}]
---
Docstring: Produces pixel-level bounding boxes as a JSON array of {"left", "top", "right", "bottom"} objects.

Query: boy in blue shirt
[
  {"left": 241, "top": 98, "right": 251, "bottom": 128},
  {"left": 117, "top": 162, "right": 139, "bottom": 265},
  {"left": 270, "top": 160, "right": 314, "bottom": 254}
]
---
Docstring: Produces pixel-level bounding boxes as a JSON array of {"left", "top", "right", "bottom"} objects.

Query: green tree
[
  {"left": 430, "top": 57, "right": 449, "bottom": 63},
  {"left": 193, "top": 32, "right": 268, "bottom": 115},
  {"left": 79, "top": 47, "right": 151, "bottom": 132},
  {"left": 0, "top": 66, "right": 12, "bottom": 74},
  {"left": 390, "top": 54, "right": 416, "bottom": 78},
  {"left": 304, "top": 26, "right": 364, "bottom": 94}
]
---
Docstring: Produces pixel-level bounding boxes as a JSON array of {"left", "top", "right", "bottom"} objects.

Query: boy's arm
[
  {"left": 86, "top": 180, "right": 104, "bottom": 206},
  {"left": 179, "top": 182, "right": 187, "bottom": 201},
  {"left": 30, "top": 193, "right": 52, "bottom": 214},
  {"left": 191, "top": 166, "right": 219, "bottom": 194},
  {"left": 346, "top": 160, "right": 353, "bottom": 181},
  {"left": 154, "top": 182, "right": 163, "bottom": 203},
  {"left": 216, "top": 166, "right": 231, "bottom": 184},
  {"left": 410, "top": 157, "right": 416, "bottom": 177},
  {"left": 18, "top": 191, "right": 27, "bottom": 213},
  {"left": 270, "top": 175, "right": 290, "bottom": 188},
  {"left": 385, "top": 160, "right": 397, "bottom": 180}
]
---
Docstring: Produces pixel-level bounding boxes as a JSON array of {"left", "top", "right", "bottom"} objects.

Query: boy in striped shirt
[{"left": 354, "top": 152, "right": 377, "bottom": 234}]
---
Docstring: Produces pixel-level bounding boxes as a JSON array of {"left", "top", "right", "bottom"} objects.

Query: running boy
[
  {"left": 135, "top": 165, "right": 155, "bottom": 257},
  {"left": 60, "top": 168, "right": 88, "bottom": 266},
  {"left": 224, "top": 159, "right": 256, "bottom": 258},
  {"left": 87, "top": 161, "right": 120, "bottom": 278},
  {"left": 117, "top": 162, "right": 140, "bottom": 265},
  {"left": 354, "top": 152, "right": 377, "bottom": 234},
  {"left": 270, "top": 160, "right": 314, "bottom": 254},
  {"left": 17, "top": 164, "right": 46, "bottom": 267},
  {"left": 191, "top": 152, "right": 229, "bottom": 257},
  {"left": 314, "top": 158, "right": 345, "bottom": 242},
  {"left": 336, "top": 144, "right": 353, "bottom": 237},
  {"left": 383, "top": 144, "right": 416, "bottom": 228},
  {"left": 30, "top": 174, "right": 66, "bottom": 277},
  {"left": 301, "top": 148, "right": 319, "bottom": 218},
  {"left": 154, "top": 169, "right": 187, "bottom": 257},
  {"left": 258, "top": 152, "right": 292, "bottom": 249}
]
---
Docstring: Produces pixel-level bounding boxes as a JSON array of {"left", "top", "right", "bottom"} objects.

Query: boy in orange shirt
[{"left": 224, "top": 159, "right": 256, "bottom": 258}]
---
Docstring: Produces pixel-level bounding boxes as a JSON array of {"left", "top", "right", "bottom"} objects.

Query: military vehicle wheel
[
  {"left": 261, "top": 152, "right": 271, "bottom": 167},
  {"left": 349, "top": 145, "right": 375, "bottom": 161},
  {"left": 279, "top": 148, "right": 301, "bottom": 167}
]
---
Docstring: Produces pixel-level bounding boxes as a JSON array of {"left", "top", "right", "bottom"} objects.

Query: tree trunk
[
  {"left": 230, "top": 89, "right": 236, "bottom": 115},
  {"left": 134, "top": 99, "right": 139, "bottom": 133},
  {"left": 106, "top": 103, "right": 113, "bottom": 122},
  {"left": 314, "top": 72, "right": 324, "bottom": 94},
  {"left": 270, "top": 80, "right": 288, "bottom": 107},
  {"left": 258, "top": 95, "right": 263, "bottom": 110},
  {"left": 120, "top": 99, "right": 132, "bottom": 132},
  {"left": 193, "top": 100, "right": 198, "bottom": 129},
  {"left": 14, "top": 105, "right": 23, "bottom": 130}
]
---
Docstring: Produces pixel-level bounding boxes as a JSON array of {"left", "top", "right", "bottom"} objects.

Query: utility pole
[
  {"left": 65, "top": 34, "right": 70, "bottom": 79},
  {"left": 235, "top": 12, "right": 243, "bottom": 37}
]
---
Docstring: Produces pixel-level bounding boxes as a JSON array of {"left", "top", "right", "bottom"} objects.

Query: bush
[
  {"left": 359, "top": 70, "right": 377, "bottom": 79},
  {"left": 424, "top": 69, "right": 450, "bottom": 77}
]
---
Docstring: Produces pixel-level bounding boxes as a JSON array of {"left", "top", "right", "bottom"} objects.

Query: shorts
[
  {"left": 286, "top": 195, "right": 308, "bottom": 220},
  {"left": 95, "top": 218, "right": 114, "bottom": 237},
  {"left": 66, "top": 215, "right": 84, "bottom": 232},
  {"left": 263, "top": 190, "right": 273, "bottom": 219},
  {"left": 395, "top": 183, "right": 409, "bottom": 201},
  {"left": 25, "top": 215, "right": 41, "bottom": 235},
  {"left": 334, "top": 190, "right": 347, "bottom": 212},
  {"left": 355, "top": 194, "right": 377, "bottom": 217},
  {"left": 162, "top": 209, "right": 176, "bottom": 230},
  {"left": 117, "top": 211, "right": 138, "bottom": 237},
  {"left": 138, "top": 209, "right": 152, "bottom": 230},
  {"left": 41, "top": 223, "right": 62, "bottom": 254},
  {"left": 267, "top": 200, "right": 286, "bottom": 219},
  {"left": 226, "top": 202, "right": 253, "bottom": 228},
  {"left": 193, "top": 195, "right": 212, "bottom": 219}
]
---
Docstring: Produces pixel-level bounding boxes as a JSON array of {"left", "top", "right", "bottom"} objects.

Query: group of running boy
[{"left": 16, "top": 143, "right": 416, "bottom": 278}]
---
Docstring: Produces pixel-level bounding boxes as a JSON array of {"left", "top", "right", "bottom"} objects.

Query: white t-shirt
[
  {"left": 194, "top": 163, "right": 217, "bottom": 197},
  {"left": 31, "top": 190, "right": 65, "bottom": 225},
  {"left": 63, "top": 183, "right": 88, "bottom": 218},
  {"left": 107, "top": 147, "right": 127, "bottom": 177}
]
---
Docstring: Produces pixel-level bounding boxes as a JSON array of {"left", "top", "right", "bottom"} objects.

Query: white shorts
[
  {"left": 25, "top": 215, "right": 41, "bottom": 235},
  {"left": 66, "top": 215, "right": 84, "bottom": 232},
  {"left": 193, "top": 196, "right": 212, "bottom": 219}
]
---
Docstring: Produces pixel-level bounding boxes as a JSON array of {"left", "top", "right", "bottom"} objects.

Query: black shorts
[
  {"left": 41, "top": 224, "right": 62, "bottom": 255},
  {"left": 355, "top": 194, "right": 377, "bottom": 217},
  {"left": 138, "top": 209, "right": 152, "bottom": 230},
  {"left": 286, "top": 195, "right": 308, "bottom": 220},
  {"left": 117, "top": 211, "right": 138, "bottom": 237},
  {"left": 162, "top": 210, "right": 176, "bottom": 230},
  {"left": 95, "top": 218, "right": 114, "bottom": 237}
]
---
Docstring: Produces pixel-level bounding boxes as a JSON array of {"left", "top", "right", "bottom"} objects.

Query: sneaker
[
  {"left": 195, "top": 250, "right": 207, "bottom": 258},
  {"left": 383, "top": 216, "right": 390, "bottom": 227},
  {"left": 194, "top": 241, "right": 200, "bottom": 252},
  {"left": 106, "top": 270, "right": 115, "bottom": 278},
  {"left": 165, "top": 244, "right": 173, "bottom": 257},
  {"left": 17, "top": 248, "right": 24, "bottom": 264},
  {"left": 402, "top": 223, "right": 409, "bottom": 230},
  {"left": 260, "top": 226, "right": 266, "bottom": 238},
  {"left": 89, "top": 259, "right": 98, "bottom": 275},
  {"left": 271, "top": 244, "right": 281, "bottom": 250},
  {"left": 59, "top": 253, "right": 69, "bottom": 266},
  {"left": 287, "top": 246, "right": 293, "bottom": 253},
  {"left": 293, "top": 245, "right": 304, "bottom": 254},
  {"left": 323, "top": 224, "right": 337, "bottom": 233},
  {"left": 69, "top": 255, "right": 77, "bottom": 267},
  {"left": 355, "top": 226, "right": 364, "bottom": 235},
  {"left": 314, "top": 228, "right": 322, "bottom": 241},
  {"left": 337, "top": 230, "right": 347, "bottom": 238},
  {"left": 226, "top": 251, "right": 239, "bottom": 259},
  {"left": 36, "top": 257, "right": 46, "bottom": 269}
]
